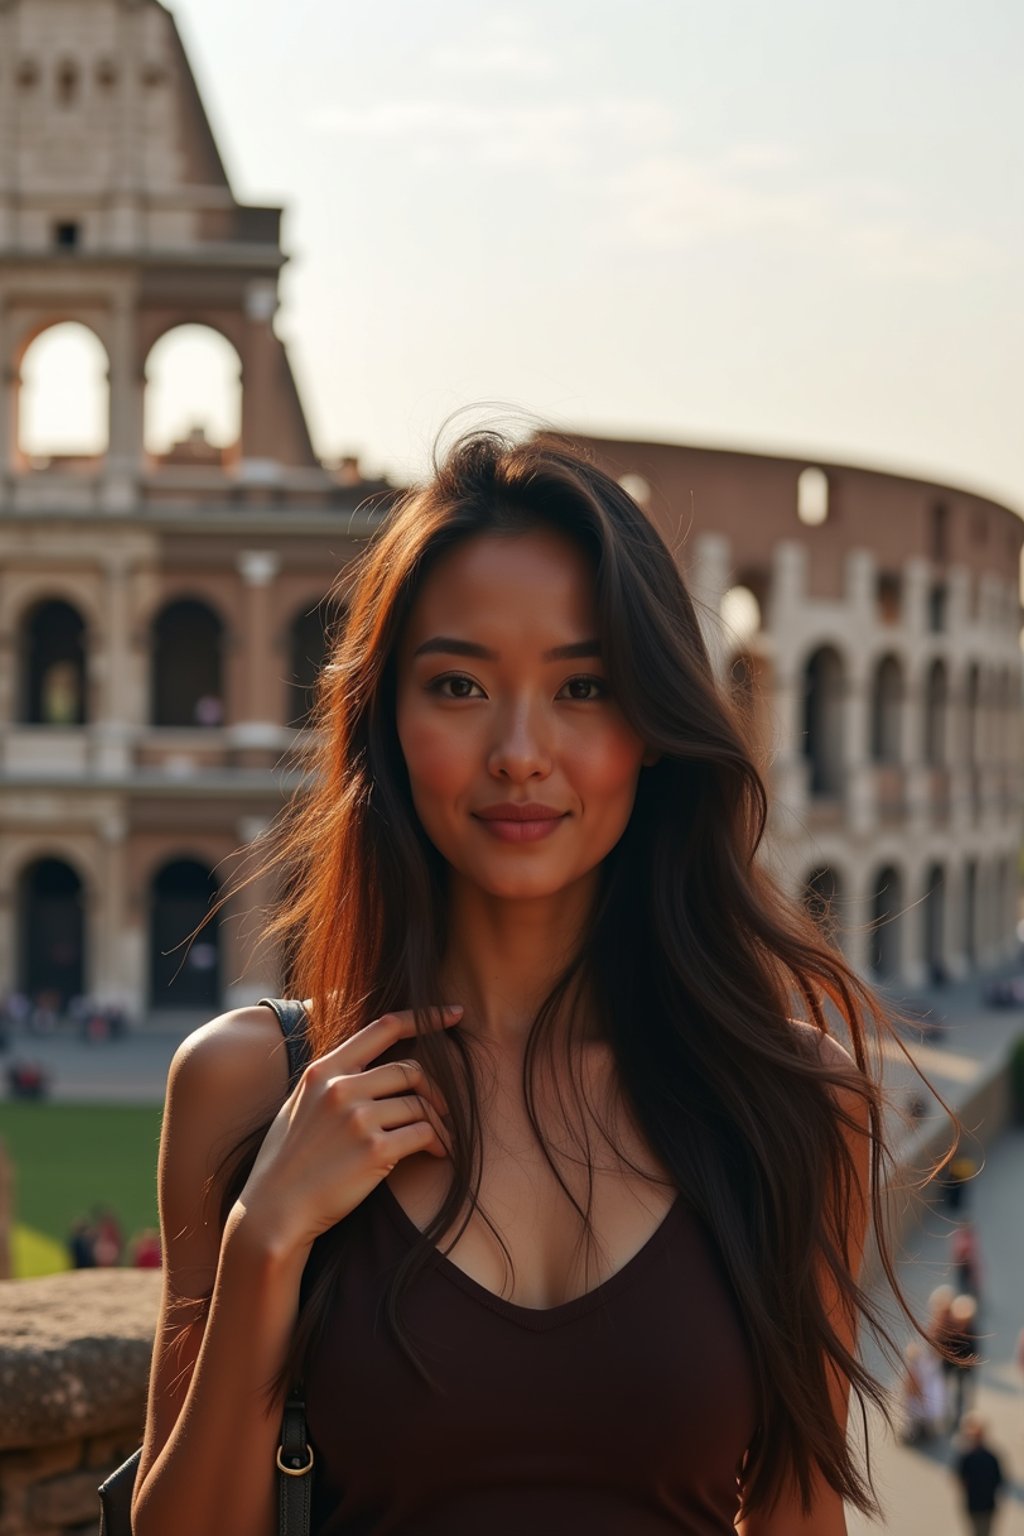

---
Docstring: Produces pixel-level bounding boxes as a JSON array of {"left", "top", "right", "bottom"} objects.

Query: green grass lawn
[{"left": 0, "top": 1103, "right": 164, "bottom": 1274}]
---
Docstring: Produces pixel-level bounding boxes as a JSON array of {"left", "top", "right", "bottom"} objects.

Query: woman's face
[{"left": 395, "top": 526, "right": 655, "bottom": 901}]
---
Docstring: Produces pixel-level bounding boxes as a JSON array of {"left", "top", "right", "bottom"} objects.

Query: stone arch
[
  {"left": 150, "top": 598, "right": 226, "bottom": 726},
  {"left": 143, "top": 323, "right": 243, "bottom": 466},
  {"left": 923, "top": 657, "right": 948, "bottom": 766},
  {"left": 148, "top": 857, "right": 221, "bottom": 1011},
  {"left": 801, "top": 644, "right": 845, "bottom": 797},
  {"left": 18, "top": 597, "right": 89, "bottom": 725},
  {"left": 870, "top": 653, "right": 903, "bottom": 763},
  {"left": 15, "top": 855, "right": 87, "bottom": 1009},
  {"left": 868, "top": 863, "right": 904, "bottom": 980},
  {"left": 15, "top": 320, "right": 110, "bottom": 470}
]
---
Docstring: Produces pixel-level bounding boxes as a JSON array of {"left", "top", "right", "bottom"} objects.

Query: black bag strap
[
  {"left": 259, "top": 997, "right": 316, "bottom": 1531},
  {"left": 258, "top": 997, "right": 313, "bottom": 1091}
]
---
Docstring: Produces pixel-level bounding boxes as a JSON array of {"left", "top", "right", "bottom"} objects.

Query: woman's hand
[{"left": 232, "top": 1004, "right": 462, "bottom": 1257}]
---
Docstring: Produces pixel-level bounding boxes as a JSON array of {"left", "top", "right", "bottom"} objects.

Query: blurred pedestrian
[
  {"left": 946, "top": 1294, "right": 980, "bottom": 1429},
  {"left": 91, "top": 1204, "right": 123, "bottom": 1267},
  {"left": 928, "top": 1283, "right": 957, "bottom": 1412},
  {"left": 130, "top": 1228, "right": 162, "bottom": 1269},
  {"left": 951, "top": 1221, "right": 984, "bottom": 1298},
  {"left": 68, "top": 1217, "right": 96, "bottom": 1269},
  {"left": 952, "top": 1411, "right": 1006, "bottom": 1536},
  {"left": 899, "top": 1340, "right": 946, "bottom": 1444}
]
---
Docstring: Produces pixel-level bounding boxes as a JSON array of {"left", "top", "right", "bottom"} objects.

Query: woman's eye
[
  {"left": 430, "top": 674, "right": 483, "bottom": 699},
  {"left": 559, "top": 675, "right": 609, "bottom": 702}
]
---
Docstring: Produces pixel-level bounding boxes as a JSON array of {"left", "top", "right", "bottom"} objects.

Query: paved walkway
[{"left": 849, "top": 1125, "right": 1024, "bottom": 1534}]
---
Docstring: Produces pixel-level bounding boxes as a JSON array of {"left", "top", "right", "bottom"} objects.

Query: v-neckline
[{"left": 378, "top": 1180, "right": 685, "bottom": 1332}]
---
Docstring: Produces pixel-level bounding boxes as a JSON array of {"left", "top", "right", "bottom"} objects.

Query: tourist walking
[{"left": 953, "top": 1411, "right": 1006, "bottom": 1536}]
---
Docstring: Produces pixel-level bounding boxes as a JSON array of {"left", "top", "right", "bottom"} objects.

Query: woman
[{"left": 131, "top": 427, "right": 950, "bottom": 1536}]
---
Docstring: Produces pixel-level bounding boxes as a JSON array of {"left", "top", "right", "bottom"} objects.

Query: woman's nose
[{"left": 486, "top": 699, "right": 552, "bottom": 781}]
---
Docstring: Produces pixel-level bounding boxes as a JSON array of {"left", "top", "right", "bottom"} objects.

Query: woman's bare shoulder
[{"left": 167, "top": 1001, "right": 312, "bottom": 1126}]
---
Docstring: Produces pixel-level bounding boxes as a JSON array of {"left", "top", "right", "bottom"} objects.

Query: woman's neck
[{"left": 439, "top": 871, "right": 599, "bottom": 1051}]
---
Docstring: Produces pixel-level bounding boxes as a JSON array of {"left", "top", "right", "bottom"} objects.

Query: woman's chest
[{"left": 386, "top": 1069, "right": 677, "bottom": 1310}]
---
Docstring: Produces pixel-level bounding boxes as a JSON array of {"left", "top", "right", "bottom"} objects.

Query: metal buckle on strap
[{"left": 276, "top": 1444, "right": 315, "bottom": 1477}]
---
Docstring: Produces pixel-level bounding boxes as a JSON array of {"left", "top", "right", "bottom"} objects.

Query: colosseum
[{"left": 0, "top": 0, "right": 1020, "bottom": 1024}]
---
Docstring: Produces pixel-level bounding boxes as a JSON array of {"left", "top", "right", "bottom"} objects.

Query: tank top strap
[{"left": 256, "top": 997, "right": 311, "bottom": 1090}]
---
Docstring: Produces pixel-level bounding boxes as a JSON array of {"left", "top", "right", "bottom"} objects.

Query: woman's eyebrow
[{"left": 412, "top": 636, "right": 601, "bottom": 662}]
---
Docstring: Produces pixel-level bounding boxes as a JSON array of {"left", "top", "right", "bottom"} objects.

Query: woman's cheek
[{"left": 399, "top": 713, "right": 468, "bottom": 799}]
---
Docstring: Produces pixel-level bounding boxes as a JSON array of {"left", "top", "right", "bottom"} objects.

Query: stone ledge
[{"left": 0, "top": 1269, "right": 161, "bottom": 1450}]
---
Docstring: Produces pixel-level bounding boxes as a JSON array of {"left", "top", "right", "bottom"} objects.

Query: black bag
[
  {"left": 98, "top": 999, "right": 315, "bottom": 1534},
  {"left": 98, "top": 1392, "right": 313, "bottom": 1535}
]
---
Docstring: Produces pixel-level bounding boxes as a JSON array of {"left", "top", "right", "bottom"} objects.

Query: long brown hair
[{"left": 197, "top": 424, "right": 955, "bottom": 1521}]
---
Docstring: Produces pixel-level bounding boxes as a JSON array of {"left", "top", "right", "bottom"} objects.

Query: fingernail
[{"left": 443, "top": 1004, "right": 464, "bottom": 1015}]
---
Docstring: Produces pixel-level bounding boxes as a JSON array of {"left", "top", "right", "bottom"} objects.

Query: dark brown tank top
[{"left": 260, "top": 999, "right": 758, "bottom": 1534}]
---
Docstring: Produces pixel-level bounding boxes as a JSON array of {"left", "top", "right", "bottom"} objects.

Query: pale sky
[{"left": 30, "top": 0, "right": 1024, "bottom": 513}]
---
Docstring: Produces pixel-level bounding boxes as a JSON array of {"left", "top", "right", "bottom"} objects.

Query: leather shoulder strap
[{"left": 257, "top": 998, "right": 312, "bottom": 1091}]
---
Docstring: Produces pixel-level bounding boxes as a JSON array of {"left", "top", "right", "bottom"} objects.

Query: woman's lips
[{"left": 473, "top": 814, "right": 568, "bottom": 843}]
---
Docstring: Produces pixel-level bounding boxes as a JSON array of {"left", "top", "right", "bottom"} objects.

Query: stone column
[
  {"left": 230, "top": 550, "right": 282, "bottom": 767},
  {"left": 239, "top": 281, "right": 283, "bottom": 489},
  {"left": 902, "top": 859, "right": 928, "bottom": 990},
  {"left": 766, "top": 543, "right": 810, "bottom": 826},
  {"left": 92, "top": 556, "right": 136, "bottom": 776},
  {"left": 93, "top": 810, "right": 132, "bottom": 1008},
  {"left": 842, "top": 551, "right": 876, "bottom": 837},
  {"left": 105, "top": 294, "right": 143, "bottom": 511}
]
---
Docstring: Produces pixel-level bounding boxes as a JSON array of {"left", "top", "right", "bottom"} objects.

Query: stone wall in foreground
[{"left": 0, "top": 1269, "right": 159, "bottom": 1536}]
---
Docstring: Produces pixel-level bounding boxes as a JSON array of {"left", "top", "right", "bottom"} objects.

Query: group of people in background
[
  {"left": 0, "top": 989, "right": 131, "bottom": 1041},
  {"left": 67, "top": 1205, "right": 161, "bottom": 1270},
  {"left": 899, "top": 1214, "right": 1019, "bottom": 1535}
]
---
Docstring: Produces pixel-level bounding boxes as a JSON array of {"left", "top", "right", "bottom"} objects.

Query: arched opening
[
  {"left": 151, "top": 599, "right": 225, "bottom": 726},
  {"left": 287, "top": 600, "right": 337, "bottom": 728},
  {"left": 17, "top": 857, "right": 85, "bottom": 1010},
  {"left": 17, "top": 321, "right": 109, "bottom": 470},
  {"left": 923, "top": 658, "right": 948, "bottom": 766},
  {"left": 20, "top": 598, "right": 88, "bottom": 724},
  {"left": 802, "top": 645, "right": 845, "bottom": 797},
  {"left": 869, "top": 864, "right": 903, "bottom": 980},
  {"left": 921, "top": 863, "right": 947, "bottom": 983},
  {"left": 802, "top": 866, "right": 842, "bottom": 948},
  {"left": 870, "top": 654, "right": 902, "bottom": 763},
  {"left": 144, "top": 325, "right": 242, "bottom": 467},
  {"left": 797, "top": 467, "right": 829, "bottom": 527},
  {"left": 149, "top": 859, "right": 221, "bottom": 1010}
]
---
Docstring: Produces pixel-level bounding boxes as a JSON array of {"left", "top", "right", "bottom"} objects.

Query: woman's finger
[
  {"left": 374, "top": 1093, "right": 445, "bottom": 1135},
  {"left": 359, "top": 1060, "right": 449, "bottom": 1115},
  {"left": 326, "top": 1005, "right": 463, "bottom": 1074},
  {"left": 384, "top": 1119, "right": 449, "bottom": 1164}
]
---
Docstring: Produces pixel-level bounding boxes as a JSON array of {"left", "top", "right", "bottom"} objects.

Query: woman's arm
[
  {"left": 131, "top": 1002, "right": 456, "bottom": 1536},
  {"left": 131, "top": 1011, "right": 309, "bottom": 1536},
  {"left": 735, "top": 1029, "right": 871, "bottom": 1536}
]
